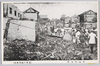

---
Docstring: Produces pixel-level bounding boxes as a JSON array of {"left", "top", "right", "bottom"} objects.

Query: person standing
[
  {"left": 79, "top": 32, "right": 86, "bottom": 46},
  {"left": 75, "top": 30, "right": 81, "bottom": 44},
  {"left": 88, "top": 31, "right": 97, "bottom": 53}
]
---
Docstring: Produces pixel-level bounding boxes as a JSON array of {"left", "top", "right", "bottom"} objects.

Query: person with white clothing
[
  {"left": 75, "top": 30, "right": 81, "bottom": 44},
  {"left": 89, "top": 31, "right": 97, "bottom": 53}
]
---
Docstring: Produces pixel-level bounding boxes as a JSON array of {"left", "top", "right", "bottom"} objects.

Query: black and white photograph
[{"left": 1, "top": 1, "right": 99, "bottom": 64}]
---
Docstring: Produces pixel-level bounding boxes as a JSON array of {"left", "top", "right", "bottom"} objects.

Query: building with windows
[
  {"left": 23, "top": 7, "right": 39, "bottom": 21},
  {"left": 78, "top": 10, "right": 97, "bottom": 28},
  {"left": 3, "top": 3, "right": 22, "bottom": 19}
]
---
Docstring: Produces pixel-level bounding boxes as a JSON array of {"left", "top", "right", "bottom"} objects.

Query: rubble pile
[
  {"left": 4, "top": 34, "right": 97, "bottom": 60},
  {"left": 33, "top": 35, "right": 96, "bottom": 60}
]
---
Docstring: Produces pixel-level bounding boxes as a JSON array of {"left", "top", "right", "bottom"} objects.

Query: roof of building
[
  {"left": 78, "top": 10, "right": 97, "bottom": 16},
  {"left": 23, "top": 7, "right": 39, "bottom": 13}
]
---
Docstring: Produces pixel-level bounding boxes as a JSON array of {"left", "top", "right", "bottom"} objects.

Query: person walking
[
  {"left": 88, "top": 31, "right": 97, "bottom": 53},
  {"left": 79, "top": 31, "right": 86, "bottom": 47}
]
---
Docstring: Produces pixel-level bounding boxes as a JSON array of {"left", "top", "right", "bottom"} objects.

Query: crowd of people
[
  {"left": 36, "top": 25, "right": 97, "bottom": 55},
  {"left": 48, "top": 26, "right": 97, "bottom": 53},
  {"left": 42, "top": 25, "right": 97, "bottom": 54},
  {"left": 71, "top": 27, "right": 97, "bottom": 53}
]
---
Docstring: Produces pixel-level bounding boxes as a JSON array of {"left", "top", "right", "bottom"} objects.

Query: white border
[{"left": 1, "top": 1, "right": 99, "bottom": 64}]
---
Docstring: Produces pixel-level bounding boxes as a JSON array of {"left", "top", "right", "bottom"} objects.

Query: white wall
[
  {"left": 23, "top": 13, "right": 37, "bottom": 20},
  {"left": 7, "top": 20, "right": 35, "bottom": 41}
]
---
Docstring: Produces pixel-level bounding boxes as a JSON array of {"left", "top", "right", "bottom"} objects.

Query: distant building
[
  {"left": 78, "top": 10, "right": 97, "bottom": 28},
  {"left": 23, "top": 7, "right": 39, "bottom": 21},
  {"left": 3, "top": 3, "right": 22, "bottom": 19}
]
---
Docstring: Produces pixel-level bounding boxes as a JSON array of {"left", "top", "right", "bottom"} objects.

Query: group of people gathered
[
  {"left": 38, "top": 25, "right": 97, "bottom": 53},
  {"left": 71, "top": 28, "right": 97, "bottom": 53}
]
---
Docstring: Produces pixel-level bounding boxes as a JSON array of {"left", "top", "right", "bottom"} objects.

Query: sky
[{"left": 13, "top": 1, "right": 98, "bottom": 19}]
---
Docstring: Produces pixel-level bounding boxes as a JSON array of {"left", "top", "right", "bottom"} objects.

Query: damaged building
[{"left": 3, "top": 4, "right": 38, "bottom": 42}]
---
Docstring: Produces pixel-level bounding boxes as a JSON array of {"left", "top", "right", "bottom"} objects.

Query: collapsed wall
[{"left": 6, "top": 20, "right": 36, "bottom": 42}]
